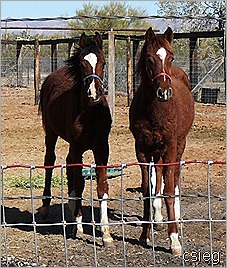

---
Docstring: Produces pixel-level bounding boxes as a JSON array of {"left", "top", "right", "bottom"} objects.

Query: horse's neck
[{"left": 139, "top": 80, "right": 156, "bottom": 100}]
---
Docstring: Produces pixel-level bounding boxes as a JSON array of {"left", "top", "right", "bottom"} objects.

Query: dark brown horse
[
  {"left": 129, "top": 27, "right": 194, "bottom": 255},
  {"left": 39, "top": 32, "right": 113, "bottom": 247}
]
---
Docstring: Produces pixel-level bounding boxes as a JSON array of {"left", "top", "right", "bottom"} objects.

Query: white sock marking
[
  {"left": 75, "top": 215, "right": 83, "bottom": 233},
  {"left": 153, "top": 191, "right": 163, "bottom": 222},
  {"left": 69, "top": 191, "right": 84, "bottom": 234},
  {"left": 170, "top": 233, "right": 181, "bottom": 251},
  {"left": 151, "top": 165, "right": 156, "bottom": 195},
  {"left": 151, "top": 166, "right": 164, "bottom": 222},
  {"left": 84, "top": 53, "right": 97, "bottom": 99},
  {"left": 100, "top": 193, "right": 108, "bottom": 225},
  {"left": 100, "top": 193, "right": 111, "bottom": 239}
]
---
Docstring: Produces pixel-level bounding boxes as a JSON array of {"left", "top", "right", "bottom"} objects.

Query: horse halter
[
  {"left": 150, "top": 71, "right": 173, "bottom": 102},
  {"left": 83, "top": 73, "right": 104, "bottom": 101},
  {"left": 83, "top": 74, "right": 103, "bottom": 84}
]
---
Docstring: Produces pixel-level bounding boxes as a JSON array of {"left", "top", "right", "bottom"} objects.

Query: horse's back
[
  {"left": 172, "top": 65, "right": 191, "bottom": 90},
  {"left": 39, "top": 67, "right": 79, "bottom": 140},
  {"left": 167, "top": 65, "right": 194, "bottom": 136},
  {"left": 40, "top": 67, "right": 75, "bottom": 110}
]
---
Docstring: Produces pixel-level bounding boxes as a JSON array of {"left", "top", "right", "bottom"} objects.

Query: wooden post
[
  {"left": 132, "top": 40, "right": 140, "bottom": 95},
  {"left": 16, "top": 42, "right": 23, "bottom": 87},
  {"left": 51, "top": 43, "right": 57, "bottom": 72},
  {"left": 68, "top": 42, "right": 73, "bottom": 58},
  {"left": 189, "top": 37, "right": 198, "bottom": 90},
  {"left": 108, "top": 29, "right": 115, "bottom": 123},
  {"left": 126, "top": 37, "right": 133, "bottom": 106},
  {"left": 34, "top": 39, "right": 40, "bottom": 105}
]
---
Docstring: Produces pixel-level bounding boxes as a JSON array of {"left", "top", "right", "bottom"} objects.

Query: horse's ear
[
  {"left": 164, "top": 27, "right": 174, "bottom": 44},
  {"left": 94, "top": 32, "right": 103, "bottom": 49},
  {"left": 79, "top": 32, "right": 87, "bottom": 48},
  {"left": 145, "top": 27, "right": 156, "bottom": 42}
]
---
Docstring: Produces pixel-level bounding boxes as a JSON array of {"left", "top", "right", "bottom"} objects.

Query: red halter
[{"left": 152, "top": 72, "right": 172, "bottom": 82}]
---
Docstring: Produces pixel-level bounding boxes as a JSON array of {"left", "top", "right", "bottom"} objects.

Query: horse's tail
[
  {"left": 38, "top": 76, "right": 47, "bottom": 115},
  {"left": 38, "top": 99, "right": 42, "bottom": 115},
  {"left": 37, "top": 78, "right": 47, "bottom": 131}
]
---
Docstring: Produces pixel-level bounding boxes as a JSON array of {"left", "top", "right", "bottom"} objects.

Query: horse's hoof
[
  {"left": 40, "top": 206, "right": 49, "bottom": 220},
  {"left": 72, "top": 226, "right": 83, "bottom": 239},
  {"left": 171, "top": 247, "right": 182, "bottom": 256},
  {"left": 103, "top": 237, "right": 114, "bottom": 249}
]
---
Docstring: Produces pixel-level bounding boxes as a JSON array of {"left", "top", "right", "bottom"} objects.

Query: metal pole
[
  {"left": 34, "top": 39, "right": 40, "bottom": 105},
  {"left": 108, "top": 29, "right": 115, "bottom": 124}
]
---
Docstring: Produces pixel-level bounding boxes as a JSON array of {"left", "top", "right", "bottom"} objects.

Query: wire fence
[
  {"left": 2, "top": 47, "right": 226, "bottom": 105},
  {"left": 1, "top": 160, "right": 226, "bottom": 267}
]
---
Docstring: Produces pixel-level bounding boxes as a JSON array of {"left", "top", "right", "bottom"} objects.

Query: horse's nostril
[
  {"left": 168, "top": 87, "right": 173, "bottom": 98},
  {"left": 156, "top": 87, "right": 163, "bottom": 98}
]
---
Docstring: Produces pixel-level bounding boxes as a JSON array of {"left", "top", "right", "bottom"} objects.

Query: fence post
[
  {"left": 132, "top": 40, "right": 140, "bottom": 95},
  {"left": 108, "top": 29, "right": 115, "bottom": 123},
  {"left": 16, "top": 41, "right": 23, "bottom": 87},
  {"left": 189, "top": 37, "right": 198, "bottom": 96},
  {"left": 34, "top": 39, "right": 40, "bottom": 105},
  {"left": 51, "top": 43, "right": 58, "bottom": 72},
  {"left": 68, "top": 42, "right": 73, "bottom": 58},
  {"left": 126, "top": 37, "right": 133, "bottom": 106}
]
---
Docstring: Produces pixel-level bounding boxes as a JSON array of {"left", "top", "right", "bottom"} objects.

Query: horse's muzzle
[{"left": 156, "top": 87, "right": 173, "bottom": 101}]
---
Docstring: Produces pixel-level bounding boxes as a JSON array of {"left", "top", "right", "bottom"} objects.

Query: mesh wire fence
[
  {"left": 1, "top": 160, "right": 226, "bottom": 267},
  {"left": 1, "top": 36, "right": 225, "bottom": 104}
]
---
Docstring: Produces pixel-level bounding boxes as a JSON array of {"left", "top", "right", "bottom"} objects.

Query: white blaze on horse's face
[
  {"left": 84, "top": 53, "right": 98, "bottom": 99},
  {"left": 156, "top": 47, "right": 167, "bottom": 81}
]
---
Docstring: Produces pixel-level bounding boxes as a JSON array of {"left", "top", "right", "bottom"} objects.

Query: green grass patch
[{"left": 5, "top": 174, "right": 67, "bottom": 189}]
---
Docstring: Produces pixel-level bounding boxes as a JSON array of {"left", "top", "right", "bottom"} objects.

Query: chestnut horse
[
  {"left": 39, "top": 32, "right": 113, "bottom": 247},
  {"left": 129, "top": 27, "right": 194, "bottom": 255}
]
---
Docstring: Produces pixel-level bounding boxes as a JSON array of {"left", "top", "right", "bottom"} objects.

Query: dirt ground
[{"left": 1, "top": 86, "right": 226, "bottom": 267}]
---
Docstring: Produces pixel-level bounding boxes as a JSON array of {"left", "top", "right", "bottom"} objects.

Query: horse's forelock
[
  {"left": 157, "top": 35, "right": 173, "bottom": 54},
  {"left": 136, "top": 34, "right": 173, "bottom": 80},
  {"left": 147, "top": 35, "right": 173, "bottom": 55},
  {"left": 67, "top": 39, "right": 103, "bottom": 68}
]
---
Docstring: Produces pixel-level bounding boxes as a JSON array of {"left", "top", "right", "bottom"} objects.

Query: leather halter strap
[
  {"left": 152, "top": 72, "right": 172, "bottom": 82},
  {"left": 83, "top": 74, "right": 103, "bottom": 84}
]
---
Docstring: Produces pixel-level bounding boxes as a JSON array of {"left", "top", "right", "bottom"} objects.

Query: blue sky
[{"left": 1, "top": 1, "right": 159, "bottom": 19}]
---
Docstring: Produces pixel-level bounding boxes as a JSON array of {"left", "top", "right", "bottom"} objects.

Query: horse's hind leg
[
  {"left": 163, "top": 151, "right": 182, "bottom": 255},
  {"left": 152, "top": 155, "right": 164, "bottom": 230},
  {"left": 167, "top": 139, "right": 186, "bottom": 255},
  {"left": 40, "top": 130, "right": 58, "bottom": 219}
]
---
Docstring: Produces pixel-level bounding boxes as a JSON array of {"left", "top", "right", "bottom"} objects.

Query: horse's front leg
[
  {"left": 136, "top": 148, "right": 152, "bottom": 244},
  {"left": 67, "top": 146, "right": 84, "bottom": 238},
  {"left": 139, "top": 164, "right": 151, "bottom": 244},
  {"left": 93, "top": 142, "right": 113, "bottom": 248},
  {"left": 40, "top": 131, "right": 58, "bottom": 219},
  {"left": 163, "top": 161, "right": 181, "bottom": 255},
  {"left": 152, "top": 157, "right": 164, "bottom": 231}
]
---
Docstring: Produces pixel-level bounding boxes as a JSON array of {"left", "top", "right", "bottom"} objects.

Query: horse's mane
[{"left": 136, "top": 35, "right": 173, "bottom": 81}]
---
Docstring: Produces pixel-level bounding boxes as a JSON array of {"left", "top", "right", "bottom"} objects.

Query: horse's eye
[{"left": 171, "top": 57, "right": 174, "bottom": 62}]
